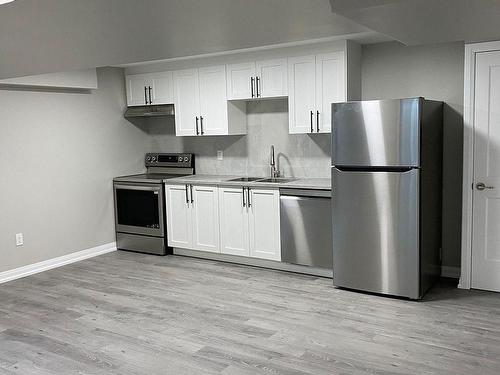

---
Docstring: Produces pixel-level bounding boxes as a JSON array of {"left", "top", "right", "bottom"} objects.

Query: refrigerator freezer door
[
  {"left": 332, "top": 98, "right": 420, "bottom": 167},
  {"left": 332, "top": 167, "right": 420, "bottom": 299}
]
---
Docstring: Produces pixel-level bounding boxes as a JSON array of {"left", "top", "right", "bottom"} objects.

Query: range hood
[{"left": 124, "top": 104, "right": 175, "bottom": 118}]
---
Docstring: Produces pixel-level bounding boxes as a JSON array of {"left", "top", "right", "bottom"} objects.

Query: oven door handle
[{"left": 114, "top": 184, "right": 161, "bottom": 192}]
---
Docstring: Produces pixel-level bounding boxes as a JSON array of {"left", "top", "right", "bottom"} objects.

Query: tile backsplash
[{"left": 146, "top": 99, "right": 331, "bottom": 178}]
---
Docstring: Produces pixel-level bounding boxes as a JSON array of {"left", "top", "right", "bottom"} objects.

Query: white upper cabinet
[
  {"left": 226, "top": 62, "right": 256, "bottom": 100},
  {"left": 315, "top": 52, "right": 345, "bottom": 133},
  {"left": 126, "top": 73, "right": 153, "bottom": 106},
  {"left": 173, "top": 69, "right": 201, "bottom": 136},
  {"left": 150, "top": 71, "right": 174, "bottom": 105},
  {"left": 255, "top": 58, "right": 287, "bottom": 98},
  {"left": 288, "top": 55, "right": 317, "bottom": 134},
  {"left": 288, "top": 51, "right": 346, "bottom": 134},
  {"left": 227, "top": 58, "right": 287, "bottom": 100},
  {"left": 125, "top": 40, "right": 360, "bottom": 135},
  {"left": 174, "top": 65, "right": 246, "bottom": 137},
  {"left": 199, "top": 65, "right": 229, "bottom": 136},
  {"left": 126, "top": 71, "right": 174, "bottom": 106}
]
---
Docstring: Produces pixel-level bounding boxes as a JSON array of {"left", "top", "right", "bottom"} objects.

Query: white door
[
  {"left": 151, "top": 71, "right": 174, "bottom": 105},
  {"left": 226, "top": 62, "right": 256, "bottom": 100},
  {"left": 255, "top": 58, "right": 287, "bottom": 98},
  {"left": 248, "top": 188, "right": 281, "bottom": 261},
  {"left": 191, "top": 185, "right": 220, "bottom": 253},
  {"left": 199, "top": 65, "right": 228, "bottom": 135},
  {"left": 165, "top": 184, "right": 192, "bottom": 249},
  {"left": 315, "top": 52, "right": 346, "bottom": 133},
  {"left": 219, "top": 187, "right": 249, "bottom": 257},
  {"left": 288, "top": 55, "right": 316, "bottom": 134},
  {"left": 173, "top": 69, "right": 200, "bottom": 136},
  {"left": 126, "top": 73, "right": 151, "bottom": 106},
  {"left": 472, "top": 51, "right": 500, "bottom": 292}
]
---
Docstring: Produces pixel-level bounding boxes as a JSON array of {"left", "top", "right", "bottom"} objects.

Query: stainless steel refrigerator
[{"left": 331, "top": 98, "right": 443, "bottom": 300}]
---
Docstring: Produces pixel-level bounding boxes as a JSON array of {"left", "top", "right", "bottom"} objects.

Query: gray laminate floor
[{"left": 0, "top": 251, "right": 499, "bottom": 375}]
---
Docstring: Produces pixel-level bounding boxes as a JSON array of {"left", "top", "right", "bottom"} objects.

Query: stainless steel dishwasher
[{"left": 280, "top": 188, "right": 332, "bottom": 270}]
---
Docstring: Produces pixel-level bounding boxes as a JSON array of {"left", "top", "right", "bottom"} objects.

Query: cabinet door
[
  {"left": 199, "top": 65, "right": 228, "bottom": 135},
  {"left": 165, "top": 184, "right": 192, "bottom": 249},
  {"left": 151, "top": 71, "right": 174, "bottom": 105},
  {"left": 226, "top": 62, "right": 256, "bottom": 100},
  {"left": 173, "top": 69, "right": 200, "bottom": 136},
  {"left": 288, "top": 55, "right": 316, "bottom": 134},
  {"left": 256, "top": 58, "right": 287, "bottom": 98},
  {"left": 219, "top": 187, "right": 249, "bottom": 257},
  {"left": 315, "top": 52, "right": 346, "bottom": 133},
  {"left": 126, "top": 73, "right": 151, "bottom": 106},
  {"left": 191, "top": 185, "right": 220, "bottom": 253},
  {"left": 248, "top": 189, "right": 281, "bottom": 261}
]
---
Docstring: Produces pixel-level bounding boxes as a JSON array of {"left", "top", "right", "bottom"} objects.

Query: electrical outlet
[
  {"left": 16, "top": 233, "right": 24, "bottom": 247},
  {"left": 217, "top": 150, "right": 223, "bottom": 161}
]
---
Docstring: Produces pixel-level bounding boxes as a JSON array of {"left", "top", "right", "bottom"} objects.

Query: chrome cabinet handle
[
  {"left": 144, "top": 87, "right": 148, "bottom": 105},
  {"left": 200, "top": 116, "right": 204, "bottom": 135},
  {"left": 185, "top": 184, "right": 189, "bottom": 204},
  {"left": 242, "top": 187, "right": 246, "bottom": 207},
  {"left": 148, "top": 86, "right": 153, "bottom": 105},
  {"left": 476, "top": 182, "right": 494, "bottom": 191},
  {"left": 316, "top": 111, "right": 320, "bottom": 132},
  {"left": 251, "top": 77, "right": 255, "bottom": 98},
  {"left": 195, "top": 117, "right": 199, "bottom": 135},
  {"left": 310, "top": 111, "right": 314, "bottom": 133},
  {"left": 190, "top": 185, "right": 194, "bottom": 203},
  {"left": 247, "top": 188, "right": 251, "bottom": 207},
  {"left": 256, "top": 76, "right": 260, "bottom": 97}
]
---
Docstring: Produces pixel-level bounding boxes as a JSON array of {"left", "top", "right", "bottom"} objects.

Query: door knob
[{"left": 476, "top": 182, "right": 494, "bottom": 191}]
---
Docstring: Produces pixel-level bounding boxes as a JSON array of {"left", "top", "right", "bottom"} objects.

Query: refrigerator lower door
[{"left": 332, "top": 167, "right": 420, "bottom": 299}]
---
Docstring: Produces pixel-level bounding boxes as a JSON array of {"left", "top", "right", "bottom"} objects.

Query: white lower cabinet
[
  {"left": 247, "top": 188, "right": 281, "bottom": 261},
  {"left": 219, "top": 187, "right": 250, "bottom": 257},
  {"left": 165, "top": 184, "right": 220, "bottom": 253},
  {"left": 167, "top": 184, "right": 280, "bottom": 260},
  {"left": 165, "top": 184, "right": 193, "bottom": 248},
  {"left": 219, "top": 187, "right": 281, "bottom": 261},
  {"left": 191, "top": 185, "right": 220, "bottom": 253}
]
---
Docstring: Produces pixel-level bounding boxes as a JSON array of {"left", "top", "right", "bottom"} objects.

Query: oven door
[{"left": 114, "top": 183, "right": 164, "bottom": 237}]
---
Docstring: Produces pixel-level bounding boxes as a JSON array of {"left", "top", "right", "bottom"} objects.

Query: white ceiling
[
  {"left": 329, "top": 0, "right": 500, "bottom": 45},
  {"left": 0, "top": 0, "right": 384, "bottom": 79}
]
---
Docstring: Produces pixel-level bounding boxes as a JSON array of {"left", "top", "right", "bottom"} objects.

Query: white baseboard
[
  {"left": 441, "top": 266, "right": 460, "bottom": 279},
  {"left": 0, "top": 242, "right": 117, "bottom": 284}
]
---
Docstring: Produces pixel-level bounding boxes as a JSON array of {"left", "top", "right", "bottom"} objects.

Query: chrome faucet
[{"left": 270, "top": 145, "right": 280, "bottom": 178}]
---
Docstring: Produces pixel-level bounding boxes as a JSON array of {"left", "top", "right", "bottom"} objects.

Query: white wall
[
  {"left": 0, "top": 68, "right": 149, "bottom": 273},
  {"left": 361, "top": 41, "right": 464, "bottom": 269}
]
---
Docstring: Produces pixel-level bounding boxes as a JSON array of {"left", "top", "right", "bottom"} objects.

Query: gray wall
[
  {"left": 361, "top": 41, "right": 464, "bottom": 268},
  {"left": 146, "top": 100, "right": 331, "bottom": 178},
  {"left": 0, "top": 67, "right": 149, "bottom": 273}
]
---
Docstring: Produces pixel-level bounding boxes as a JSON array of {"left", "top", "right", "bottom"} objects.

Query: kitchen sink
[
  {"left": 257, "top": 178, "right": 297, "bottom": 183},
  {"left": 228, "top": 177, "right": 264, "bottom": 182}
]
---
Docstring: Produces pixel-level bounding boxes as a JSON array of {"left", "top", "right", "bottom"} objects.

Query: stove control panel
[{"left": 145, "top": 153, "right": 194, "bottom": 168}]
